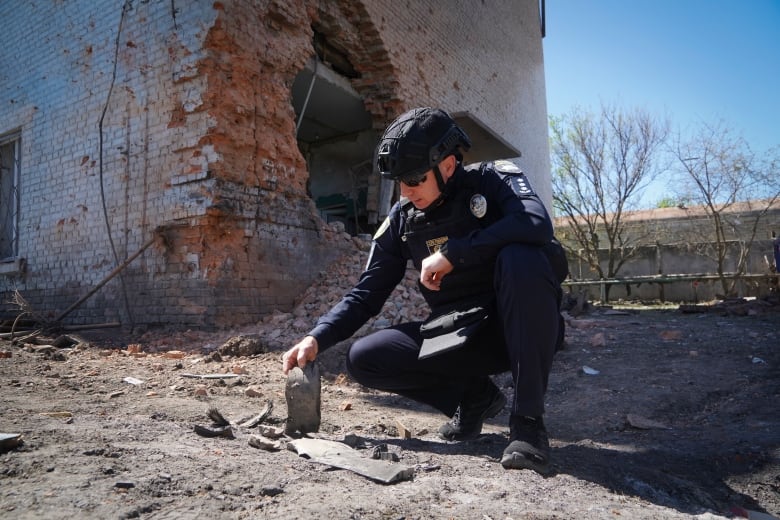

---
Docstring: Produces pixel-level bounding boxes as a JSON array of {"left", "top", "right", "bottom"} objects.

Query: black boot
[
  {"left": 501, "top": 415, "right": 550, "bottom": 474},
  {"left": 439, "top": 379, "right": 506, "bottom": 441}
]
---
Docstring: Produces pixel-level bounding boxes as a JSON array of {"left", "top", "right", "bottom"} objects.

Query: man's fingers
[
  {"left": 420, "top": 270, "right": 441, "bottom": 291},
  {"left": 282, "top": 337, "right": 318, "bottom": 374},
  {"left": 282, "top": 350, "right": 301, "bottom": 374},
  {"left": 297, "top": 351, "right": 309, "bottom": 369},
  {"left": 282, "top": 353, "right": 293, "bottom": 374}
]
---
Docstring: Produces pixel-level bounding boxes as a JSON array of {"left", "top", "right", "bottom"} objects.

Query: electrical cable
[{"left": 97, "top": 0, "right": 134, "bottom": 328}]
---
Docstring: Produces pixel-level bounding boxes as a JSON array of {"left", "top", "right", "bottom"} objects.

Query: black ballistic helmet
[{"left": 376, "top": 107, "right": 472, "bottom": 182}]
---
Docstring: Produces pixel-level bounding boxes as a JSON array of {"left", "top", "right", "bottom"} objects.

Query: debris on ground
[
  {"left": 0, "top": 433, "right": 23, "bottom": 452},
  {"left": 0, "top": 247, "right": 777, "bottom": 518},
  {"left": 285, "top": 363, "right": 321, "bottom": 435},
  {"left": 288, "top": 438, "right": 414, "bottom": 485}
]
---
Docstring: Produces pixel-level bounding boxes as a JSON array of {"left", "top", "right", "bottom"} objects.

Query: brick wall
[
  {"left": 0, "top": 0, "right": 549, "bottom": 330},
  {"left": 361, "top": 0, "right": 552, "bottom": 206}
]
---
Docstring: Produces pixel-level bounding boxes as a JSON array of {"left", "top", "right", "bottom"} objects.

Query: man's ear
[{"left": 440, "top": 155, "right": 458, "bottom": 180}]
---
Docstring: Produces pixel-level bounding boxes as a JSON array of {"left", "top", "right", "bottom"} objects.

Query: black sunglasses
[{"left": 397, "top": 172, "right": 428, "bottom": 187}]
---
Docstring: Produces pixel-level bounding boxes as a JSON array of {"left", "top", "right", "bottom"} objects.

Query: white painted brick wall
[
  {"left": 0, "top": 0, "right": 550, "bottom": 329},
  {"left": 0, "top": 0, "right": 222, "bottom": 325}
]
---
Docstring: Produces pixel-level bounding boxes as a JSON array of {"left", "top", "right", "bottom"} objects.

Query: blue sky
[{"left": 543, "top": 1, "right": 780, "bottom": 157}]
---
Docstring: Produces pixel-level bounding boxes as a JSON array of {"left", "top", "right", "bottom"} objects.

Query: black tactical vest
[{"left": 401, "top": 172, "right": 495, "bottom": 315}]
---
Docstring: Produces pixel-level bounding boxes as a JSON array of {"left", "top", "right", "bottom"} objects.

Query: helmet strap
[
  {"left": 433, "top": 164, "right": 447, "bottom": 193},
  {"left": 423, "top": 164, "right": 448, "bottom": 211}
]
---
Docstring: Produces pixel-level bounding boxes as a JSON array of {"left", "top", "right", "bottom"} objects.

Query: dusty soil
[{"left": 1, "top": 284, "right": 778, "bottom": 519}]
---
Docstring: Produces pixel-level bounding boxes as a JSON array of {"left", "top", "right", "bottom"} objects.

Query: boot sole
[{"left": 500, "top": 440, "right": 550, "bottom": 475}]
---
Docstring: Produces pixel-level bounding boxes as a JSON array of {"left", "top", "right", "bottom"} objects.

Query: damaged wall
[
  {"left": 360, "top": 0, "right": 552, "bottom": 206},
  {"left": 0, "top": 0, "right": 550, "bottom": 330}
]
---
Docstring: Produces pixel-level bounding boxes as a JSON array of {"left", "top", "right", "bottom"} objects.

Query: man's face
[
  {"left": 398, "top": 155, "right": 456, "bottom": 209},
  {"left": 399, "top": 170, "right": 440, "bottom": 209}
]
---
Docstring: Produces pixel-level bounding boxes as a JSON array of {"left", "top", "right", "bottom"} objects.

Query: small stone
[
  {"left": 372, "top": 318, "right": 391, "bottom": 329},
  {"left": 590, "top": 332, "right": 606, "bottom": 347},
  {"left": 256, "top": 424, "right": 284, "bottom": 439},
  {"left": 245, "top": 387, "right": 263, "bottom": 398},
  {"left": 260, "top": 485, "right": 284, "bottom": 497},
  {"left": 396, "top": 420, "right": 412, "bottom": 439},
  {"left": 659, "top": 330, "right": 683, "bottom": 341},
  {"left": 248, "top": 434, "right": 282, "bottom": 451}
]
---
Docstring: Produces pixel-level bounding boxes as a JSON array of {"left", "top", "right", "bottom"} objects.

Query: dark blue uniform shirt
[{"left": 308, "top": 161, "right": 554, "bottom": 351}]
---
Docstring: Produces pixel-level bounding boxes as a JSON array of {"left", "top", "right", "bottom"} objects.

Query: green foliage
[{"left": 655, "top": 196, "right": 691, "bottom": 209}]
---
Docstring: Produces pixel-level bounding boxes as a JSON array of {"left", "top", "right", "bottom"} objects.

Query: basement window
[{"left": 0, "top": 131, "right": 23, "bottom": 275}]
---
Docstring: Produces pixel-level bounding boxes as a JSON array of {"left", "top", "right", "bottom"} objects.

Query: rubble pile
[{"left": 254, "top": 236, "right": 429, "bottom": 351}]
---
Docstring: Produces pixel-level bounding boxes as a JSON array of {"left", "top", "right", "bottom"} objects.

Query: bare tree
[
  {"left": 550, "top": 103, "right": 669, "bottom": 298},
  {"left": 671, "top": 121, "right": 780, "bottom": 297}
]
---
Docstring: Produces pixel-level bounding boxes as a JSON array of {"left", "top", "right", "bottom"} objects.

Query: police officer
[{"left": 282, "top": 107, "right": 566, "bottom": 474}]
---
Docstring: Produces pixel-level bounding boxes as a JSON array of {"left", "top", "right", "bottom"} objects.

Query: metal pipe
[{"left": 295, "top": 58, "right": 318, "bottom": 138}]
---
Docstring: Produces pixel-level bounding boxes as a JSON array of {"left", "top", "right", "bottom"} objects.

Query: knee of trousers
[
  {"left": 345, "top": 338, "right": 372, "bottom": 383},
  {"left": 495, "top": 243, "right": 555, "bottom": 290}
]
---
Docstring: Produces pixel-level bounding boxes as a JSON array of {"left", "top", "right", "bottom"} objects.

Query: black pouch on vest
[{"left": 418, "top": 306, "right": 489, "bottom": 360}]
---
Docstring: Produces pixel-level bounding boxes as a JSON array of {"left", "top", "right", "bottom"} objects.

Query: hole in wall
[{"left": 291, "top": 39, "right": 376, "bottom": 236}]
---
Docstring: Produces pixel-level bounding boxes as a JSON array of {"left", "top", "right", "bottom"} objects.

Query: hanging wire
[{"left": 97, "top": 0, "right": 134, "bottom": 328}]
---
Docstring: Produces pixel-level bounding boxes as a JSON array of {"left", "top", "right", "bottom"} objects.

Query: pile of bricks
[{"left": 255, "top": 235, "right": 429, "bottom": 351}]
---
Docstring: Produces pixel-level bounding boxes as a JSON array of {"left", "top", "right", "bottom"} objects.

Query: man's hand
[
  {"left": 420, "top": 251, "right": 454, "bottom": 291},
  {"left": 282, "top": 336, "right": 319, "bottom": 374}
]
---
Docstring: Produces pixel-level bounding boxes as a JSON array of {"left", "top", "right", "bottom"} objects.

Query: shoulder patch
[
  {"left": 508, "top": 173, "right": 536, "bottom": 197},
  {"left": 493, "top": 160, "right": 523, "bottom": 175}
]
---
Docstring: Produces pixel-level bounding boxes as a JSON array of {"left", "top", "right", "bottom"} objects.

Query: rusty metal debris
[
  {"left": 287, "top": 438, "right": 414, "bottom": 485},
  {"left": 193, "top": 424, "right": 235, "bottom": 439},
  {"left": 193, "top": 402, "right": 275, "bottom": 440},
  {"left": 238, "top": 401, "right": 274, "bottom": 428}
]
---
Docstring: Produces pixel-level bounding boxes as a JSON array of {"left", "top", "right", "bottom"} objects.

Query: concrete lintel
[{"left": 451, "top": 111, "right": 521, "bottom": 164}]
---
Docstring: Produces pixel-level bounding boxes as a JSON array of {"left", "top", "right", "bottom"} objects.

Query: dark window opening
[{"left": 0, "top": 132, "right": 20, "bottom": 261}]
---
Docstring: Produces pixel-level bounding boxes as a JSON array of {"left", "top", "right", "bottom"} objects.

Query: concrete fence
[{"left": 563, "top": 238, "right": 778, "bottom": 303}]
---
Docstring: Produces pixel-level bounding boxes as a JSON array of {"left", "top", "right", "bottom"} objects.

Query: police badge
[{"left": 469, "top": 194, "right": 487, "bottom": 218}]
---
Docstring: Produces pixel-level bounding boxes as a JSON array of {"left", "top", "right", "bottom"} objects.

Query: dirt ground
[{"left": 1, "top": 286, "right": 778, "bottom": 519}]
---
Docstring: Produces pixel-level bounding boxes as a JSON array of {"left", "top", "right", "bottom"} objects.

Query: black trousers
[{"left": 346, "top": 243, "right": 561, "bottom": 419}]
